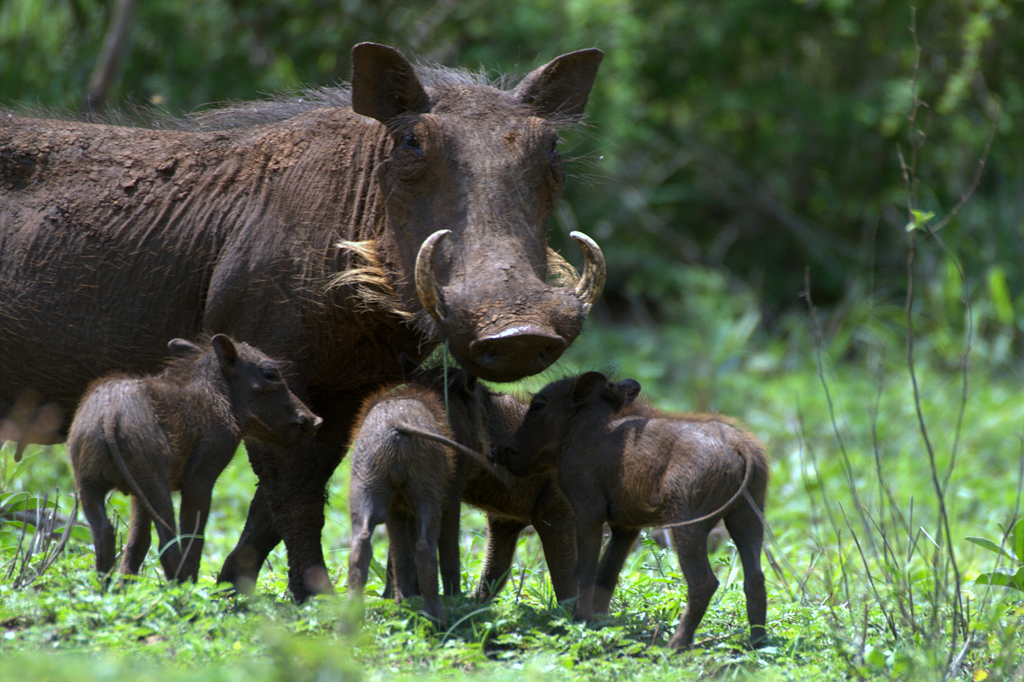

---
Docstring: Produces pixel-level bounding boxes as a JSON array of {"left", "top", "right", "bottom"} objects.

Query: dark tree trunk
[{"left": 83, "top": 0, "right": 139, "bottom": 115}]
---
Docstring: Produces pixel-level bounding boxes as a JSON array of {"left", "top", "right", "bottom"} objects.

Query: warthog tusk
[
  {"left": 570, "top": 231, "right": 605, "bottom": 312},
  {"left": 414, "top": 229, "right": 451, "bottom": 322}
]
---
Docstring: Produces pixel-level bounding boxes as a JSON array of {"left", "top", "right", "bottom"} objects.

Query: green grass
[{"left": 2, "top": 309, "right": 1024, "bottom": 680}]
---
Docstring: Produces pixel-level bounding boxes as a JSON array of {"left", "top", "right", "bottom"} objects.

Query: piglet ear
[
  {"left": 572, "top": 371, "right": 608, "bottom": 405},
  {"left": 399, "top": 352, "right": 420, "bottom": 381},
  {"left": 618, "top": 379, "right": 642, "bottom": 404},
  {"left": 211, "top": 334, "right": 238, "bottom": 371},
  {"left": 449, "top": 369, "right": 477, "bottom": 397},
  {"left": 167, "top": 338, "right": 201, "bottom": 357},
  {"left": 600, "top": 377, "right": 642, "bottom": 409}
]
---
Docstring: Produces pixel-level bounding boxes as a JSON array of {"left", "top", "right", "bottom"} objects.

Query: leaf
[
  {"left": 974, "top": 567, "right": 1024, "bottom": 592},
  {"left": 864, "top": 644, "right": 888, "bottom": 669},
  {"left": 11, "top": 495, "right": 59, "bottom": 513},
  {"left": 965, "top": 536, "right": 1017, "bottom": 563},
  {"left": 1011, "top": 518, "right": 1024, "bottom": 564},
  {"left": 369, "top": 555, "right": 388, "bottom": 594},
  {"left": 70, "top": 525, "right": 93, "bottom": 544},
  {"left": 2, "top": 521, "right": 31, "bottom": 533},
  {"left": 986, "top": 266, "right": 1014, "bottom": 326},
  {"left": 1, "top": 455, "right": 33, "bottom": 489},
  {"left": 905, "top": 209, "right": 935, "bottom": 232},
  {"left": 0, "top": 492, "right": 32, "bottom": 513}
]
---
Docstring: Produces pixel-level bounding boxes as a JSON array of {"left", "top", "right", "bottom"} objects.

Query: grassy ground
[{"left": 2, "top": 306, "right": 1024, "bottom": 680}]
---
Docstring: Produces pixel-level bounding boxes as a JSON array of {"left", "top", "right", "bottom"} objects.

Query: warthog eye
[
  {"left": 403, "top": 134, "right": 422, "bottom": 154},
  {"left": 261, "top": 368, "right": 280, "bottom": 382}
]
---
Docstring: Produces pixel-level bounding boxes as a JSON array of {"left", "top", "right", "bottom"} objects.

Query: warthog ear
[
  {"left": 167, "top": 338, "right": 201, "bottom": 357},
  {"left": 572, "top": 371, "right": 608, "bottom": 405},
  {"left": 513, "top": 48, "right": 604, "bottom": 120},
  {"left": 351, "top": 43, "right": 430, "bottom": 123},
  {"left": 211, "top": 334, "right": 239, "bottom": 371}
]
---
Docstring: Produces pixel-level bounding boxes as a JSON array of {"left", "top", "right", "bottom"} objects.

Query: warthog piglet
[
  {"left": 495, "top": 371, "right": 769, "bottom": 650},
  {"left": 346, "top": 366, "right": 496, "bottom": 628},
  {"left": 69, "top": 335, "right": 321, "bottom": 583},
  {"left": 384, "top": 358, "right": 645, "bottom": 606}
]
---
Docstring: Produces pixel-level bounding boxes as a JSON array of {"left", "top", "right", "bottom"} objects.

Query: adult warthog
[{"left": 0, "top": 42, "right": 605, "bottom": 600}]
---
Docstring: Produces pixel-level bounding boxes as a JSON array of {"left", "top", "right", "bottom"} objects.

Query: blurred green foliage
[{"left": 2, "top": 0, "right": 1021, "bottom": 338}]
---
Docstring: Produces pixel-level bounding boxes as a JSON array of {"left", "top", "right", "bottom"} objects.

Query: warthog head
[{"left": 351, "top": 43, "right": 606, "bottom": 382}]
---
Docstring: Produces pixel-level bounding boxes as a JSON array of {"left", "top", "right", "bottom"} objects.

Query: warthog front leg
[
  {"left": 217, "top": 483, "right": 281, "bottom": 594},
  {"left": 573, "top": 518, "right": 605, "bottom": 621},
  {"left": 593, "top": 526, "right": 641, "bottom": 614}
]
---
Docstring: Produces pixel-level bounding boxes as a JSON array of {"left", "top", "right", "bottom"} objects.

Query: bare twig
[
  {"left": 802, "top": 270, "right": 875, "bottom": 553},
  {"left": 926, "top": 111, "right": 998, "bottom": 235},
  {"left": 899, "top": 8, "right": 985, "bottom": 668}
]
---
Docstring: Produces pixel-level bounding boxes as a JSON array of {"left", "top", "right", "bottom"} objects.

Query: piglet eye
[{"left": 550, "top": 138, "right": 562, "bottom": 161}]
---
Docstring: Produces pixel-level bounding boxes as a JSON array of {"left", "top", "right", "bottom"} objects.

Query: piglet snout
[
  {"left": 490, "top": 444, "right": 513, "bottom": 467},
  {"left": 293, "top": 412, "right": 324, "bottom": 437}
]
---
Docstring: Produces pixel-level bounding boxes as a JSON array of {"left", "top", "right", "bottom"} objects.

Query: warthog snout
[
  {"left": 469, "top": 326, "right": 567, "bottom": 378},
  {"left": 415, "top": 230, "right": 606, "bottom": 383},
  {"left": 492, "top": 443, "right": 534, "bottom": 478}
]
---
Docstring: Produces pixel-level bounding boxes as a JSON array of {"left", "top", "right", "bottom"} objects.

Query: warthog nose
[{"left": 469, "top": 326, "right": 567, "bottom": 382}]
